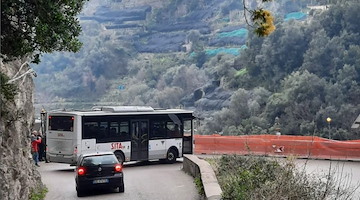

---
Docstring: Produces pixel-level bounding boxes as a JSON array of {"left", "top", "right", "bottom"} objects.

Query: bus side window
[
  {"left": 96, "top": 122, "right": 108, "bottom": 142},
  {"left": 110, "top": 127, "right": 117, "bottom": 138},
  {"left": 110, "top": 127, "right": 116, "bottom": 134},
  {"left": 120, "top": 121, "right": 130, "bottom": 140},
  {"left": 151, "top": 121, "right": 166, "bottom": 139},
  {"left": 91, "top": 126, "right": 98, "bottom": 138},
  {"left": 83, "top": 122, "right": 98, "bottom": 139},
  {"left": 166, "top": 122, "right": 181, "bottom": 138}
]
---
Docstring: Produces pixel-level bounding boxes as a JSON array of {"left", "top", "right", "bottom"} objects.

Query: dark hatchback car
[{"left": 75, "top": 152, "right": 124, "bottom": 197}]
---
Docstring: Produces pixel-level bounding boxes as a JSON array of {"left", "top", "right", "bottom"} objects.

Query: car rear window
[{"left": 81, "top": 155, "right": 118, "bottom": 166}]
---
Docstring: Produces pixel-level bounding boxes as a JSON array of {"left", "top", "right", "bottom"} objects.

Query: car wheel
[
  {"left": 76, "top": 187, "right": 85, "bottom": 197},
  {"left": 118, "top": 185, "right": 125, "bottom": 193},
  {"left": 166, "top": 149, "right": 177, "bottom": 164}
]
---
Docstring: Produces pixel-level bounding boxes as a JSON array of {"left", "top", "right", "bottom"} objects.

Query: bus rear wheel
[
  {"left": 114, "top": 151, "right": 125, "bottom": 164},
  {"left": 166, "top": 149, "right": 177, "bottom": 164}
]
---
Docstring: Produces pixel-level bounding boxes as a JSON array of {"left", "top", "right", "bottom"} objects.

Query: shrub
[
  {"left": 194, "top": 175, "right": 205, "bottom": 196},
  {"left": 211, "top": 155, "right": 356, "bottom": 200},
  {"left": 0, "top": 72, "right": 17, "bottom": 101},
  {"left": 29, "top": 186, "right": 48, "bottom": 200}
]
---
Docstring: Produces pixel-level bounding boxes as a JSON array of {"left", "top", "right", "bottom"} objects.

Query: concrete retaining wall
[{"left": 183, "top": 155, "right": 222, "bottom": 200}]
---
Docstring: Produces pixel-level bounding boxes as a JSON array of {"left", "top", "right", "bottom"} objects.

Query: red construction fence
[{"left": 194, "top": 134, "right": 360, "bottom": 161}]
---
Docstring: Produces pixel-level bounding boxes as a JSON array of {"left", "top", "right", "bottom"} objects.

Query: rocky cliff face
[{"left": 0, "top": 58, "right": 44, "bottom": 199}]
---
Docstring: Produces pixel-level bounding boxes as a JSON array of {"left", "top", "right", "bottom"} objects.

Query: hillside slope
[{"left": 32, "top": 0, "right": 360, "bottom": 138}]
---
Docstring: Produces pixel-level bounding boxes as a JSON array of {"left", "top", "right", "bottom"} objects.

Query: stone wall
[
  {"left": 183, "top": 155, "right": 222, "bottom": 200},
  {"left": 0, "top": 58, "right": 45, "bottom": 200}
]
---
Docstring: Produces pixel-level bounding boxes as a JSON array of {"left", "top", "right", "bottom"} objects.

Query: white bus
[{"left": 45, "top": 106, "right": 194, "bottom": 165}]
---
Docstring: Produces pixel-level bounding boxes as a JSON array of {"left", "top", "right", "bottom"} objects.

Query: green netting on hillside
[
  {"left": 190, "top": 45, "right": 247, "bottom": 57},
  {"left": 235, "top": 68, "right": 247, "bottom": 77},
  {"left": 218, "top": 28, "right": 248, "bottom": 38},
  {"left": 284, "top": 12, "right": 307, "bottom": 21},
  {"left": 205, "top": 45, "right": 247, "bottom": 56}
]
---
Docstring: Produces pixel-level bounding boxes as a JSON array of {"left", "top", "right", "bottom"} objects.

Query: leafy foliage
[
  {"left": 1, "top": 0, "right": 87, "bottom": 63},
  {"left": 0, "top": 72, "right": 17, "bottom": 101},
  {"left": 251, "top": 9, "right": 276, "bottom": 36},
  {"left": 202, "top": 0, "right": 360, "bottom": 138},
  {"left": 212, "top": 155, "right": 356, "bottom": 200},
  {"left": 242, "top": 0, "right": 276, "bottom": 36},
  {"left": 29, "top": 186, "right": 48, "bottom": 200},
  {"left": 194, "top": 176, "right": 205, "bottom": 195}
]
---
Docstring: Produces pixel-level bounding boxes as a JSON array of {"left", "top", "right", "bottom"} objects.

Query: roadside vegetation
[
  {"left": 29, "top": 186, "right": 48, "bottom": 200},
  {"left": 194, "top": 175, "right": 205, "bottom": 198},
  {"left": 209, "top": 155, "right": 358, "bottom": 200}
]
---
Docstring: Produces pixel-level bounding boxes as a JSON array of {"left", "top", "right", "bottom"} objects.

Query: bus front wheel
[{"left": 166, "top": 149, "right": 177, "bottom": 164}]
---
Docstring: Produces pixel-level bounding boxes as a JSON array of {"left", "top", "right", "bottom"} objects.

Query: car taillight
[
  {"left": 77, "top": 167, "right": 86, "bottom": 176},
  {"left": 115, "top": 164, "right": 122, "bottom": 172}
]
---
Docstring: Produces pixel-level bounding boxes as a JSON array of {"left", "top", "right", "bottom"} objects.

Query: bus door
[
  {"left": 131, "top": 120, "right": 149, "bottom": 161},
  {"left": 183, "top": 119, "right": 193, "bottom": 154}
]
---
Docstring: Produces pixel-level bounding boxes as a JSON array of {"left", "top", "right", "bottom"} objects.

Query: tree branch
[{"left": 243, "top": 0, "right": 254, "bottom": 28}]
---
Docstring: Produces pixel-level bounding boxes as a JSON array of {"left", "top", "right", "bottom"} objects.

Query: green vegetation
[
  {"left": 29, "top": 186, "right": 48, "bottom": 200},
  {"left": 0, "top": 72, "right": 18, "bottom": 120},
  {"left": 194, "top": 176, "right": 205, "bottom": 196},
  {"left": 235, "top": 69, "right": 247, "bottom": 77},
  {"left": 200, "top": 0, "right": 360, "bottom": 138},
  {"left": 210, "top": 155, "right": 356, "bottom": 200},
  {"left": 0, "top": 72, "right": 17, "bottom": 101},
  {"left": 1, "top": 0, "right": 88, "bottom": 63}
]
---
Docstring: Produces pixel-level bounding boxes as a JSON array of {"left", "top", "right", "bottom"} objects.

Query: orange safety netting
[{"left": 194, "top": 135, "right": 360, "bottom": 161}]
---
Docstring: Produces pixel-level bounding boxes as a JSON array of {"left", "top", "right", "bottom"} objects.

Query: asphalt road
[
  {"left": 38, "top": 156, "right": 360, "bottom": 200},
  {"left": 39, "top": 159, "right": 200, "bottom": 200}
]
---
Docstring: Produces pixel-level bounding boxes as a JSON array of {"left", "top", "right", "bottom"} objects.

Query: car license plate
[{"left": 93, "top": 179, "right": 109, "bottom": 184}]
